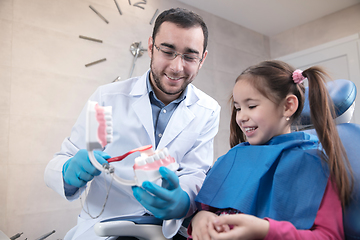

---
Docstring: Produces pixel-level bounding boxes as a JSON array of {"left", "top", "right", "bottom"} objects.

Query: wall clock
[{"left": 79, "top": 0, "right": 159, "bottom": 81}]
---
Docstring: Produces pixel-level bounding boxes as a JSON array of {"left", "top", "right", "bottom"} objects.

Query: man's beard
[
  {"left": 151, "top": 70, "right": 184, "bottom": 96},
  {"left": 150, "top": 59, "right": 190, "bottom": 96}
]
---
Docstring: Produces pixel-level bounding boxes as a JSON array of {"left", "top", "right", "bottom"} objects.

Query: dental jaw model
[
  {"left": 130, "top": 147, "right": 178, "bottom": 185},
  {"left": 86, "top": 101, "right": 179, "bottom": 235},
  {"left": 86, "top": 100, "right": 179, "bottom": 186}
]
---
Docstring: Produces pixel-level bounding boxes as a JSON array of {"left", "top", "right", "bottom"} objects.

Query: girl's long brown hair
[{"left": 229, "top": 60, "right": 353, "bottom": 206}]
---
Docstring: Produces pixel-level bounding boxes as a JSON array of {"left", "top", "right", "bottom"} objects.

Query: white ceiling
[{"left": 177, "top": 0, "right": 360, "bottom": 36}]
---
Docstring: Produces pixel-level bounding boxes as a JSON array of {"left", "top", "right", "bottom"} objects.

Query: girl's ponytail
[{"left": 304, "top": 67, "right": 353, "bottom": 206}]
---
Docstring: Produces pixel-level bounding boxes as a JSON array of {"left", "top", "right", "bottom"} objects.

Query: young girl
[{"left": 188, "top": 60, "right": 353, "bottom": 240}]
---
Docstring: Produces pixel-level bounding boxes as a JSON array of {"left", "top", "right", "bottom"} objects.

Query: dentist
[{"left": 44, "top": 7, "right": 220, "bottom": 240}]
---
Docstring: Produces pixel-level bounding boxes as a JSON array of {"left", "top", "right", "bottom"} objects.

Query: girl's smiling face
[{"left": 233, "top": 79, "right": 291, "bottom": 145}]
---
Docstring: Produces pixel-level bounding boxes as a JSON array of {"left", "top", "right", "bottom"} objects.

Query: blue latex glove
[
  {"left": 132, "top": 166, "right": 190, "bottom": 220},
  {"left": 62, "top": 149, "right": 111, "bottom": 188}
]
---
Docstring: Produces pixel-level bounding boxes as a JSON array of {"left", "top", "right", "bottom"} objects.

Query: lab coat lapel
[
  {"left": 130, "top": 71, "right": 155, "bottom": 145},
  {"left": 157, "top": 88, "right": 198, "bottom": 150},
  {"left": 132, "top": 94, "right": 155, "bottom": 145}
]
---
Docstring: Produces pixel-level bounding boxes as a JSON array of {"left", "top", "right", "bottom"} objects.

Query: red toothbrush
[{"left": 107, "top": 145, "right": 153, "bottom": 163}]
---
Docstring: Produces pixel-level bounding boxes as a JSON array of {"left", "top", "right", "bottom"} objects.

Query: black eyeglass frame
[{"left": 153, "top": 44, "right": 203, "bottom": 64}]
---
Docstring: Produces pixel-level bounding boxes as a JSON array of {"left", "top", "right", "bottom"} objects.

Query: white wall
[
  {"left": 0, "top": 0, "right": 270, "bottom": 239},
  {"left": 270, "top": 3, "right": 360, "bottom": 58}
]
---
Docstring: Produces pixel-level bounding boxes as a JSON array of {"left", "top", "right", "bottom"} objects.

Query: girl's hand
[
  {"left": 208, "top": 214, "right": 270, "bottom": 240},
  {"left": 191, "top": 210, "right": 218, "bottom": 240}
]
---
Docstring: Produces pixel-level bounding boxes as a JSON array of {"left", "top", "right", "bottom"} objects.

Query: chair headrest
[{"left": 299, "top": 79, "right": 357, "bottom": 126}]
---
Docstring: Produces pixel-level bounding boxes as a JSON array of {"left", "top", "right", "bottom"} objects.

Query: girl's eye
[
  {"left": 249, "top": 105, "right": 257, "bottom": 109},
  {"left": 235, "top": 107, "right": 241, "bottom": 112}
]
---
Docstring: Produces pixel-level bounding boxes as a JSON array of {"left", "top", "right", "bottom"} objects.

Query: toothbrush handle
[
  {"left": 107, "top": 153, "right": 132, "bottom": 163},
  {"left": 107, "top": 145, "right": 153, "bottom": 163}
]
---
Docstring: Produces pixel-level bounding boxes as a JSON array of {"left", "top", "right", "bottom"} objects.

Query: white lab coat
[{"left": 44, "top": 70, "right": 220, "bottom": 239}]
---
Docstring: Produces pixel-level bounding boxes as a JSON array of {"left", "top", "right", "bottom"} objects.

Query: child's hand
[
  {"left": 191, "top": 210, "right": 218, "bottom": 240},
  {"left": 208, "top": 214, "right": 270, "bottom": 240}
]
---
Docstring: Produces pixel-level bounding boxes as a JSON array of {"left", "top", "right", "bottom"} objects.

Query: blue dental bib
[{"left": 196, "top": 132, "right": 329, "bottom": 230}]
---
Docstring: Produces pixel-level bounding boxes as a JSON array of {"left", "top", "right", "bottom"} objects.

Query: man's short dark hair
[{"left": 152, "top": 8, "right": 208, "bottom": 54}]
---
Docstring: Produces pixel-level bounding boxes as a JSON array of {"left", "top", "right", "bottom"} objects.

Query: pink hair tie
[{"left": 292, "top": 69, "right": 305, "bottom": 84}]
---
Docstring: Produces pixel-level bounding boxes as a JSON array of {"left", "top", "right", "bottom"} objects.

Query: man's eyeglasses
[{"left": 153, "top": 44, "right": 203, "bottom": 64}]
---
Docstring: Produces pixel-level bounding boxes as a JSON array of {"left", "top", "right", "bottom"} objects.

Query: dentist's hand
[
  {"left": 62, "top": 149, "right": 111, "bottom": 188},
  {"left": 132, "top": 166, "right": 190, "bottom": 220}
]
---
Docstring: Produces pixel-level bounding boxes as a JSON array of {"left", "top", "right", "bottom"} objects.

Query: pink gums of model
[{"left": 95, "top": 103, "right": 108, "bottom": 148}]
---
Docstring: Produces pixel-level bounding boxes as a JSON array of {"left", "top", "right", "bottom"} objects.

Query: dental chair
[
  {"left": 299, "top": 79, "right": 360, "bottom": 240},
  {"left": 94, "top": 79, "right": 360, "bottom": 240}
]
